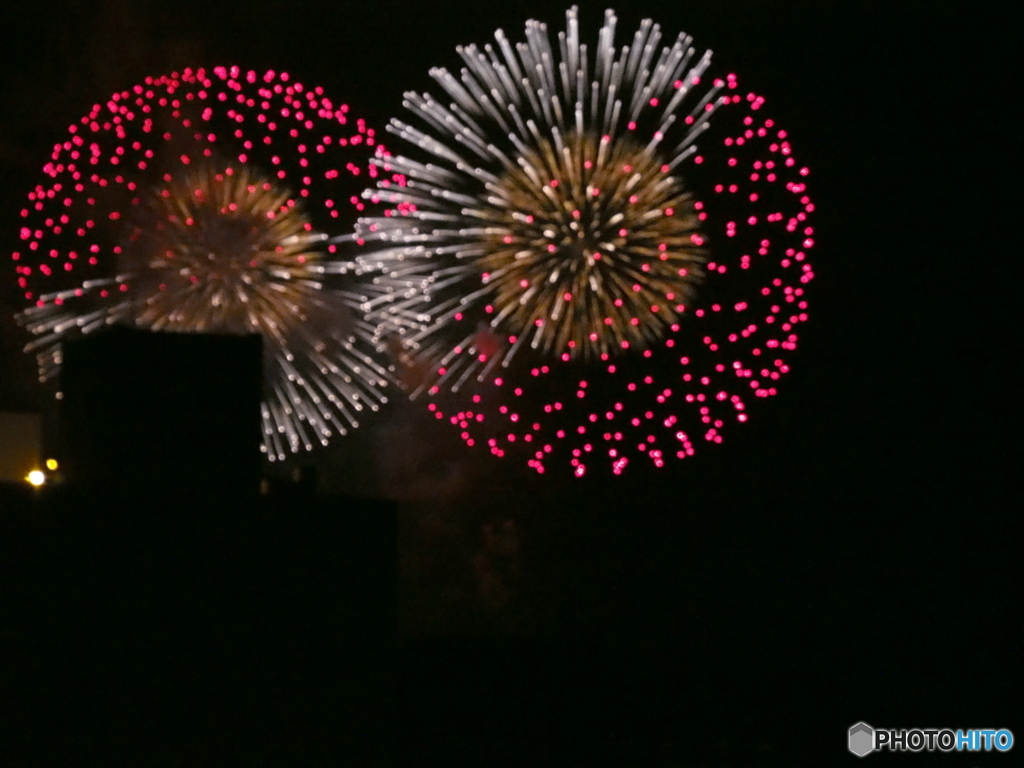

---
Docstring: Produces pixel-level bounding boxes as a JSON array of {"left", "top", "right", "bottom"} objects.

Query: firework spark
[
  {"left": 353, "top": 7, "right": 816, "bottom": 476},
  {"left": 11, "top": 66, "right": 393, "bottom": 460}
]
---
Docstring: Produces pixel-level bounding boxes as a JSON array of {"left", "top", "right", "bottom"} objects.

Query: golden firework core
[
  {"left": 125, "top": 164, "right": 323, "bottom": 344},
  {"left": 479, "top": 131, "right": 705, "bottom": 359}
]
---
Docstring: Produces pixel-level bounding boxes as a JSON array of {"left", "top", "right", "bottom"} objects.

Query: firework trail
[
  {"left": 353, "top": 6, "right": 816, "bottom": 477},
  {"left": 10, "top": 66, "right": 395, "bottom": 460}
]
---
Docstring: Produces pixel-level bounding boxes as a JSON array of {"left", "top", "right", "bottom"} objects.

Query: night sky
[{"left": 0, "top": 0, "right": 1016, "bottom": 764}]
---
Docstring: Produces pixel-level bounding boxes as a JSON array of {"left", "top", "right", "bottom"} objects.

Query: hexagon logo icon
[{"left": 849, "top": 722, "right": 875, "bottom": 757}]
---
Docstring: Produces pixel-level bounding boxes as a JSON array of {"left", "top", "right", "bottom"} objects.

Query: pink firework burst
[
  {"left": 434, "top": 92, "right": 814, "bottom": 477},
  {"left": 10, "top": 65, "right": 394, "bottom": 460},
  {"left": 357, "top": 8, "right": 816, "bottom": 477}
]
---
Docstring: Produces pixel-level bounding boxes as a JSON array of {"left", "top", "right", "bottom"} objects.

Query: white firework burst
[
  {"left": 351, "top": 6, "right": 733, "bottom": 395},
  {"left": 11, "top": 66, "right": 394, "bottom": 461}
]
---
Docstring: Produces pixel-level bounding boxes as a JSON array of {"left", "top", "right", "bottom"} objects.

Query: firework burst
[
  {"left": 123, "top": 163, "right": 326, "bottom": 337},
  {"left": 474, "top": 129, "right": 705, "bottom": 359},
  {"left": 356, "top": 6, "right": 727, "bottom": 385},
  {"left": 354, "top": 6, "right": 816, "bottom": 477},
  {"left": 11, "top": 66, "right": 393, "bottom": 460}
]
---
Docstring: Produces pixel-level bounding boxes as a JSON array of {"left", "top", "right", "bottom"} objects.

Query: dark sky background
[{"left": 0, "top": 0, "right": 1017, "bottom": 762}]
